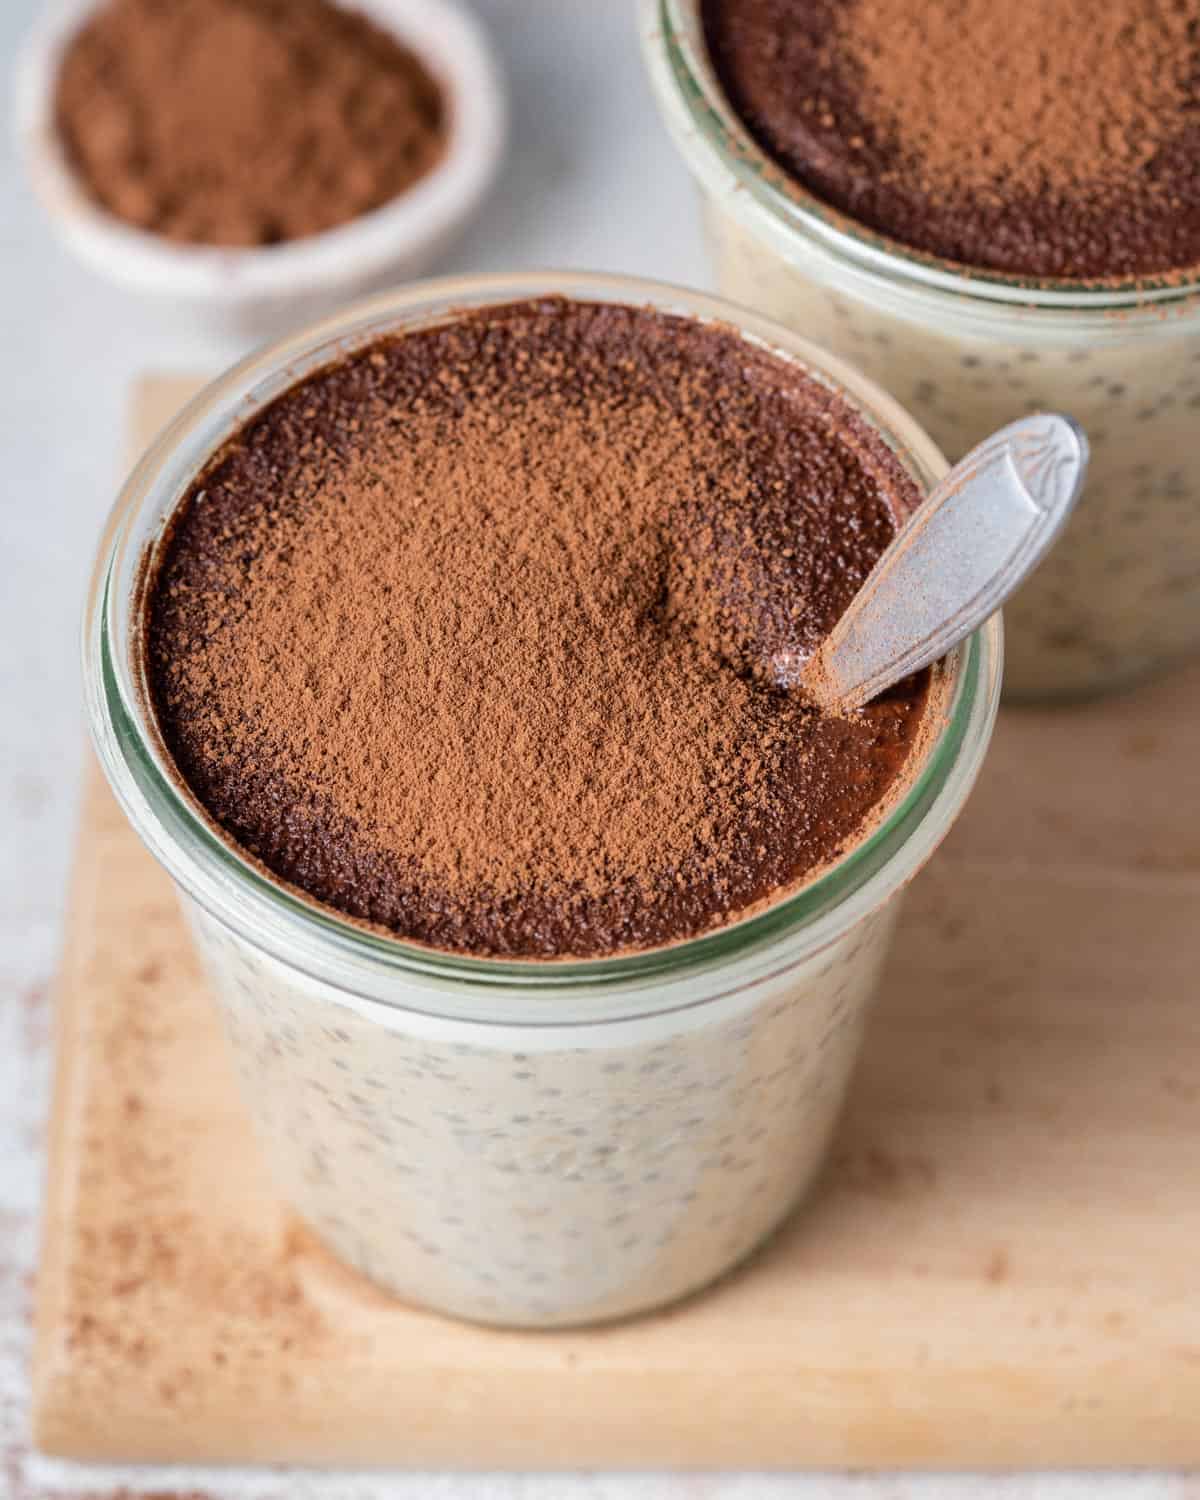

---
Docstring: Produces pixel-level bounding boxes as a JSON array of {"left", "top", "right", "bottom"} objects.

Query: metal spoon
[{"left": 797, "top": 413, "right": 1089, "bottom": 712}]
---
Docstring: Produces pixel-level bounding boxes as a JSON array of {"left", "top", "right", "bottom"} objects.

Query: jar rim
[
  {"left": 83, "top": 270, "right": 1001, "bottom": 1023},
  {"left": 649, "top": 0, "right": 1200, "bottom": 312}
]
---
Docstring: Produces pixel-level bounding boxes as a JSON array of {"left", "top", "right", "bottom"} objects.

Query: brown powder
[
  {"left": 145, "top": 298, "right": 933, "bottom": 958},
  {"left": 54, "top": 0, "right": 446, "bottom": 247},
  {"left": 703, "top": 0, "right": 1200, "bottom": 279},
  {"left": 844, "top": 0, "right": 1196, "bottom": 201}
]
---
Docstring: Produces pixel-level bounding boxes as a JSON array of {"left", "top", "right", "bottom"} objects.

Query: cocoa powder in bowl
[
  {"left": 54, "top": 0, "right": 446, "bottom": 247},
  {"left": 145, "top": 297, "right": 941, "bottom": 959}
]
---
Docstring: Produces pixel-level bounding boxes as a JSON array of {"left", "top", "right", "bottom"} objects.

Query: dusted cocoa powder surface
[
  {"left": 54, "top": 0, "right": 445, "bottom": 247},
  {"left": 702, "top": 0, "right": 1200, "bottom": 280},
  {"left": 146, "top": 298, "right": 931, "bottom": 958}
]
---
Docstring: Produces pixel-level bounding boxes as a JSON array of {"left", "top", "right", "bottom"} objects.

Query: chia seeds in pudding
[
  {"left": 118, "top": 291, "right": 985, "bottom": 1328},
  {"left": 647, "top": 0, "right": 1200, "bottom": 701}
]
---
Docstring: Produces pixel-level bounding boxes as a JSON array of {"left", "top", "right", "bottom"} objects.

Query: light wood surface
[{"left": 31, "top": 380, "right": 1200, "bottom": 1468}]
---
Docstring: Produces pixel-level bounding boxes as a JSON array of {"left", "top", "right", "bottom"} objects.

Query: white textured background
[{"left": 1, "top": 1, "right": 1195, "bottom": 1494}]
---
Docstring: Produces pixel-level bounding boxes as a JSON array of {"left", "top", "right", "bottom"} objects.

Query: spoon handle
[{"left": 803, "top": 413, "right": 1088, "bottom": 711}]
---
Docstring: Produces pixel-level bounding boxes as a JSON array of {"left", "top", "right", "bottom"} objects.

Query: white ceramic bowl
[{"left": 15, "top": 0, "right": 508, "bottom": 337}]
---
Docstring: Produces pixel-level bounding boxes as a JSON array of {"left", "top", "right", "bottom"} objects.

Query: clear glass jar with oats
[
  {"left": 643, "top": 0, "right": 1200, "bottom": 702},
  {"left": 85, "top": 273, "right": 1000, "bottom": 1328}
]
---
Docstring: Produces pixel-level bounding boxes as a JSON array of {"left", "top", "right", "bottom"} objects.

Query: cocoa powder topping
[
  {"left": 703, "top": 0, "right": 1200, "bottom": 280},
  {"left": 54, "top": 0, "right": 446, "bottom": 247},
  {"left": 145, "top": 298, "right": 933, "bottom": 958}
]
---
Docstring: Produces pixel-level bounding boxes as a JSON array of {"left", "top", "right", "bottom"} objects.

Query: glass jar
[
  {"left": 642, "top": 0, "right": 1200, "bottom": 703},
  {"left": 84, "top": 272, "right": 1001, "bottom": 1328}
]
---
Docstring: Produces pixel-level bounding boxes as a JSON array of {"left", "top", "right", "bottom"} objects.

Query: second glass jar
[{"left": 643, "top": 0, "right": 1200, "bottom": 702}]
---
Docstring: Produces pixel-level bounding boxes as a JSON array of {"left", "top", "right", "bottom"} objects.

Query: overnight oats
[
  {"left": 85, "top": 274, "right": 1000, "bottom": 1328},
  {"left": 643, "top": 0, "right": 1200, "bottom": 701}
]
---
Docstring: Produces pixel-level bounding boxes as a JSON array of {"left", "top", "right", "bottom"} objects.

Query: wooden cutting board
[{"left": 31, "top": 378, "right": 1200, "bottom": 1468}]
